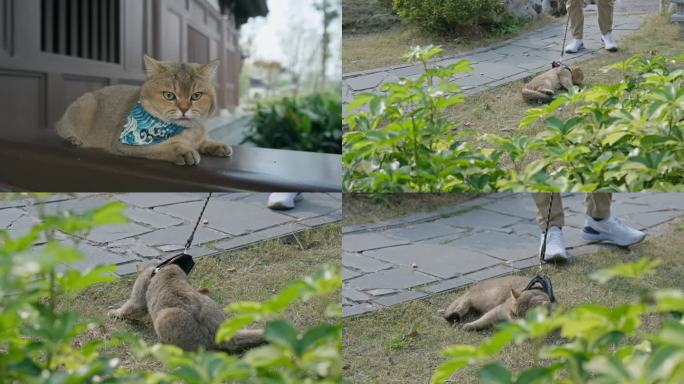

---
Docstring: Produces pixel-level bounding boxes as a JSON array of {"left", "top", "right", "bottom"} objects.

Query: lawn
[
  {"left": 342, "top": 218, "right": 684, "bottom": 383},
  {"left": 342, "top": 0, "right": 556, "bottom": 73},
  {"left": 447, "top": 13, "right": 684, "bottom": 143},
  {"left": 54, "top": 224, "right": 341, "bottom": 372},
  {"left": 342, "top": 193, "right": 478, "bottom": 226}
]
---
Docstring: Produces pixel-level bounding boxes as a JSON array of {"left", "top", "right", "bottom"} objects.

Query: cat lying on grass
[
  {"left": 109, "top": 264, "right": 264, "bottom": 353},
  {"left": 57, "top": 55, "right": 231, "bottom": 166},
  {"left": 522, "top": 64, "right": 584, "bottom": 103},
  {"left": 441, "top": 275, "right": 553, "bottom": 331}
]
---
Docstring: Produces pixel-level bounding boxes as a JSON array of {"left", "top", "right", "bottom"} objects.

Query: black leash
[
  {"left": 524, "top": 194, "right": 557, "bottom": 303},
  {"left": 552, "top": 8, "right": 571, "bottom": 69},
  {"left": 538, "top": 193, "right": 554, "bottom": 271},
  {"left": 151, "top": 193, "right": 212, "bottom": 277}
]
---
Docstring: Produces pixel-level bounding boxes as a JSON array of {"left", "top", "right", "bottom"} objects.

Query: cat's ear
[
  {"left": 136, "top": 264, "right": 143, "bottom": 274},
  {"left": 198, "top": 59, "right": 220, "bottom": 79},
  {"left": 144, "top": 55, "right": 166, "bottom": 77},
  {"left": 510, "top": 289, "right": 520, "bottom": 301}
]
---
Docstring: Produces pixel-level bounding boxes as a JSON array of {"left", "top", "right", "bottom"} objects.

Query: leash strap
[
  {"left": 553, "top": 9, "right": 571, "bottom": 68},
  {"left": 151, "top": 192, "right": 212, "bottom": 277},
  {"left": 560, "top": 11, "right": 570, "bottom": 60},
  {"left": 539, "top": 193, "right": 555, "bottom": 271},
  {"left": 523, "top": 275, "right": 557, "bottom": 303},
  {"left": 184, "top": 192, "right": 213, "bottom": 254}
]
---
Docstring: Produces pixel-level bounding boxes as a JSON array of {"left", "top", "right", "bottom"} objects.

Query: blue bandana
[{"left": 119, "top": 103, "right": 185, "bottom": 145}]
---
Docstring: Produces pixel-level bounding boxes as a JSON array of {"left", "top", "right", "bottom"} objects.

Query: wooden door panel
[{"left": 0, "top": 70, "right": 46, "bottom": 136}]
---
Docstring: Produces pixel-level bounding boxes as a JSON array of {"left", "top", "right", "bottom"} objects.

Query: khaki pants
[
  {"left": 532, "top": 193, "right": 612, "bottom": 229},
  {"left": 568, "top": 0, "right": 615, "bottom": 38}
]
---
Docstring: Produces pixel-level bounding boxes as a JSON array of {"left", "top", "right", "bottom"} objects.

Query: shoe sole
[
  {"left": 581, "top": 232, "right": 645, "bottom": 247},
  {"left": 605, "top": 47, "right": 618, "bottom": 52},
  {"left": 565, "top": 44, "right": 585, "bottom": 54},
  {"left": 268, "top": 202, "right": 295, "bottom": 210},
  {"left": 544, "top": 253, "right": 569, "bottom": 262}
]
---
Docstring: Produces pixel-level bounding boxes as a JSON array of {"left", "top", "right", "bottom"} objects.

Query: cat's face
[{"left": 140, "top": 55, "right": 219, "bottom": 127}]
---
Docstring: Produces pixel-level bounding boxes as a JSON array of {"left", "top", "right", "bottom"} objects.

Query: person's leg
[
  {"left": 533, "top": 193, "right": 564, "bottom": 229},
  {"left": 585, "top": 192, "right": 612, "bottom": 220},
  {"left": 597, "top": 0, "right": 618, "bottom": 51},
  {"left": 568, "top": 0, "right": 585, "bottom": 39},
  {"left": 532, "top": 193, "right": 567, "bottom": 261},
  {"left": 597, "top": 0, "right": 614, "bottom": 35},
  {"left": 582, "top": 193, "right": 645, "bottom": 246},
  {"left": 565, "top": 0, "right": 586, "bottom": 53}
]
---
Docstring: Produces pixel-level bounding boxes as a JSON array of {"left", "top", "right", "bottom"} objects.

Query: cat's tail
[{"left": 216, "top": 329, "right": 266, "bottom": 354}]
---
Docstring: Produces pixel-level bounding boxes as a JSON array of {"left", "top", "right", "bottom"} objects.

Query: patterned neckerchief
[{"left": 119, "top": 102, "right": 185, "bottom": 145}]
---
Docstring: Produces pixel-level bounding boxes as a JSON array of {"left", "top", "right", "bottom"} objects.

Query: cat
[
  {"left": 442, "top": 275, "right": 553, "bottom": 331},
  {"left": 109, "top": 264, "right": 264, "bottom": 353},
  {"left": 56, "top": 55, "right": 231, "bottom": 166},
  {"left": 522, "top": 65, "right": 584, "bottom": 103}
]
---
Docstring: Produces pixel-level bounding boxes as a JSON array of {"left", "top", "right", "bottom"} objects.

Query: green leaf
[
  {"left": 590, "top": 257, "right": 662, "bottom": 283},
  {"left": 299, "top": 324, "right": 340, "bottom": 355},
  {"left": 215, "top": 315, "right": 257, "bottom": 343},
  {"left": 480, "top": 362, "right": 512, "bottom": 384},
  {"left": 264, "top": 320, "right": 300, "bottom": 355}
]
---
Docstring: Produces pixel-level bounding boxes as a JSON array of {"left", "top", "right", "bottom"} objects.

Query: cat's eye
[
  {"left": 191, "top": 92, "right": 203, "bottom": 101},
  {"left": 162, "top": 91, "right": 176, "bottom": 101}
]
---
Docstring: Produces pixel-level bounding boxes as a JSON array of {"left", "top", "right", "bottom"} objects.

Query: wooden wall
[{"left": 0, "top": 0, "right": 240, "bottom": 138}]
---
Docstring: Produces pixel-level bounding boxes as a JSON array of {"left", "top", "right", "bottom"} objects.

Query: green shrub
[
  {"left": 392, "top": 0, "right": 504, "bottom": 33},
  {"left": 431, "top": 258, "right": 684, "bottom": 383},
  {"left": 242, "top": 92, "right": 342, "bottom": 154},
  {"left": 0, "top": 194, "right": 342, "bottom": 383},
  {"left": 343, "top": 48, "right": 684, "bottom": 192}
]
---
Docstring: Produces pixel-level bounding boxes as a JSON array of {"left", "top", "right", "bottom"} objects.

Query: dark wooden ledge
[{"left": 0, "top": 136, "right": 341, "bottom": 192}]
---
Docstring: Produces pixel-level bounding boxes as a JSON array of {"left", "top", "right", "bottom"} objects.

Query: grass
[
  {"left": 342, "top": 193, "right": 479, "bottom": 226},
  {"left": 54, "top": 224, "right": 340, "bottom": 372},
  {"left": 342, "top": 0, "right": 557, "bottom": 74},
  {"left": 342, "top": 218, "right": 684, "bottom": 383},
  {"left": 447, "top": 13, "right": 684, "bottom": 144}
]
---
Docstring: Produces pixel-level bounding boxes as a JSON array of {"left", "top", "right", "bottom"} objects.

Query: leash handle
[
  {"left": 539, "top": 193, "right": 555, "bottom": 271},
  {"left": 185, "top": 192, "right": 212, "bottom": 253}
]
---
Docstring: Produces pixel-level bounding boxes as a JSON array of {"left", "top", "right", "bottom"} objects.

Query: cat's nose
[{"left": 179, "top": 107, "right": 189, "bottom": 115}]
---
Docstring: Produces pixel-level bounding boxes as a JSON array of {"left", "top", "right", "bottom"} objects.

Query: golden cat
[
  {"left": 522, "top": 65, "right": 584, "bottom": 103},
  {"left": 109, "top": 264, "right": 264, "bottom": 352},
  {"left": 442, "top": 275, "right": 552, "bottom": 331},
  {"left": 56, "top": 55, "right": 231, "bottom": 166}
]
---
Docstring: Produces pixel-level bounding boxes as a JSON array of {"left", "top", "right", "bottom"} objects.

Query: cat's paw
[
  {"left": 108, "top": 309, "right": 124, "bottom": 319},
  {"left": 201, "top": 141, "right": 232, "bottom": 157},
  {"left": 173, "top": 147, "right": 201, "bottom": 166},
  {"left": 462, "top": 322, "right": 478, "bottom": 332}
]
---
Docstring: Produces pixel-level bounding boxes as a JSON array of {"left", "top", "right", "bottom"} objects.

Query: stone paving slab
[
  {"left": 342, "top": 3, "right": 654, "bottom": 115},
  {"left": 343, "top": 193, "right": 684, "bottom": 317},
  {"left": 1, "top": 193, "right": 341, "bottom": 277}
]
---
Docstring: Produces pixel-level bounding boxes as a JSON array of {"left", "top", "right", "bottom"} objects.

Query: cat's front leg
[
  {"left": 199, "top": 139, "right": 232, "bottom": 158},
  {"left": 108, "top": 300, "right": 147, "bottom": 320},
  {"left": 462, "top": 304, "right": 512, "bottom": 331}
]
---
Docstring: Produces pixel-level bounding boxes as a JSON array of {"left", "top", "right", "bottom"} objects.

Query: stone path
[
  {"left": 1, "top": 193, "right": 341, "bottom": 277},
  {"left": 342, "top": 193, "right": 684, "bottom": 317},
  {"left": 342, "top": 1, "right": 657, "bottom": 114}
]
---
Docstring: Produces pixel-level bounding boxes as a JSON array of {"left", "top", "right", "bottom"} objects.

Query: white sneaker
[
  {"left": 564, "top": 39, "right": 585, "bottom": 54},
  {"left": 267, "top": 192, "right": 303, "bottom": 210},
  {"left": 540, "top": 226, "right": 568, "bottom": 262},
  {"left": 602, "top": 33, "right": 618, "bottom": 52},
  {"left": 582, "top": 216, "right": 645, "bottom": 246}
]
